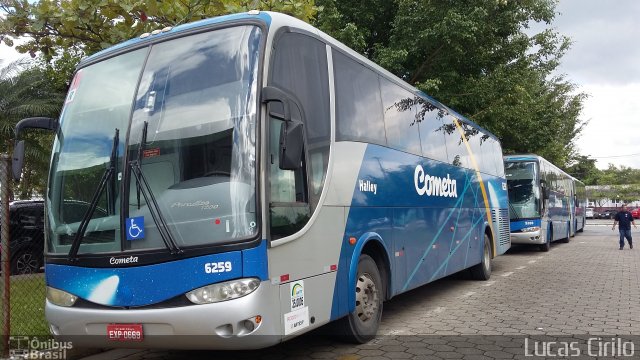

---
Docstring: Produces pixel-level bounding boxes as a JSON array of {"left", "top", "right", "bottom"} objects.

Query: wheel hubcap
[
  {"left": 355, "top": 272, "right": 379, "bottom": 322},
  {"left": 16, "top": 253, "right": 38, "bottom": 274}
]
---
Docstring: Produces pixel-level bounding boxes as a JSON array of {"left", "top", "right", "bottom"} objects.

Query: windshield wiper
[
  {"left": 69, "top": 128, "right": 119, "bottom": 260},
  {"left": 129, "top": 121, "right": 182, "bottom": 254}
]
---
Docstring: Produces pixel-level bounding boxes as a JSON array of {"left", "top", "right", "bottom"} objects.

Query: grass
[{"left": 1, "top": 274, "right": 48, "bottom": 336}]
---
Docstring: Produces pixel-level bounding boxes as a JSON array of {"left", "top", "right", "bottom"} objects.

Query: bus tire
[
  {"left": 337, "top": 254, "right": 383, "bottom": 343},
  {"left": 540, "top": 227, "right": 551, "bottom": 252},
  {"left": 470, "top": 234, "right": 492, "bottom": 280}
]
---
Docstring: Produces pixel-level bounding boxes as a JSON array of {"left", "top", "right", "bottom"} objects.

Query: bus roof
[
  {"left": 80, "top": 11, "right": 273, "bottom": 67},
  {"left": 79, "top": 11, "right": 498, "bottom": 142},
  {"left": 504, "top": 154, "right": 584, "bottom": 183},
  {"left": 503, "top": 154, "right": 540, "bottom": 162}
]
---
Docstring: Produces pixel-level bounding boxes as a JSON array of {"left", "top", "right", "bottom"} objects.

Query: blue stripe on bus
[
  {"left": 510, "top": 219, "right": 542, "bottom": 232},
  {"left": 46, "top": 240, "right": 268, "bottom": 307},
  {"left": 330, "top": 144, "right": 508, "bottom": 320}
]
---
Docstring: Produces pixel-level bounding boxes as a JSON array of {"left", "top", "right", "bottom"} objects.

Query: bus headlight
[
  {"left": 520, "top": 226, "right": 540, "bottom": 233},
  {"left": 46, "top": 287, "right": 78, "bottom": 307},
  {"left": 186, "top": 278, "right": 260, "bottom": 304}
]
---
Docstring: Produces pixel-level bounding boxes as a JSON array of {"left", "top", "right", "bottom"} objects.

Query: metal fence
[{"left": 1, "top": 154, "right": 48, "bottom": 357}]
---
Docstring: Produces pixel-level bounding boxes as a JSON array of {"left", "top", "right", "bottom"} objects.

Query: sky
[
  {"left": 538, "top": 0, "right": 640, "bottom": 170},
  {"left": 1, "top": 1, "right": 639, "bottom": 170}
]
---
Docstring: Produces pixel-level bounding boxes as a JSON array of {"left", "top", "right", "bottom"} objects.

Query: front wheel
[
  {"left": 11, "top": 249, "right": 42, "bottom": 275},
  {"left": 336, "top": 254, "right": 383, "bottom": 343},
  {"left": 470, "top": 234, "right": 492, "bottom": 280},
  {"left": 540, "top": 227, "right": 552, "bottom": 252}
]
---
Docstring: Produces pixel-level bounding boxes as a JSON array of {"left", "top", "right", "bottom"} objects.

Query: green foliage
[
  {"left": 0, "top": 60, "right": 63, "bottom": 198},
  {"left": 314, "top": 0, "right": 396, "bottom": 57},
  {"left": 1, "top": 0, "right": 319, "bottom": 61},
  {"left": 599, "top": 164, "right": 640, "bottom": 186},
  {"left": 565, "top": 155, "right": 600, "bottom": 184},
  {"left": 568, "top": 158, "right": 640, "bottom": 205}
]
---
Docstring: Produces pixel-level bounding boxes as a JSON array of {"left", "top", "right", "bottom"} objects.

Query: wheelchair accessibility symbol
[{"left": 126, "top": 216, "right": 145, "bottom": 240}]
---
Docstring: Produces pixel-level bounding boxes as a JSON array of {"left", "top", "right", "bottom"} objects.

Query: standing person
[{"left": 612, "top": 204, "right": 637, "bottom": 250}]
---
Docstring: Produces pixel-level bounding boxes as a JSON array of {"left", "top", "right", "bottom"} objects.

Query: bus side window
[
  {"left": 417, "top": 100, "right": 448, "bottom": 163},
  {"left": 269, "top": 31, "right": 330, "bottom": 239},
  {"left": 379, "top": 77, "right": 421, "bottom": 155},
  {"left": 334, "top": 51, "right": 386, "bottom": 146},
  {"left": 269, "top": 115, "right": 311, "bottom": 239},
  {"left": 459, "top": 121, "right": 487, "bottom": 173},
  {"left": 492, "top": 140, "right": 506, "bottom": 178},
  {"left": 442, "top": 115, "right": 470, "bottom": 168}
]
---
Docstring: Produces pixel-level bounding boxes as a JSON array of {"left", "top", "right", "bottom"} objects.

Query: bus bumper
[
  {"left": 45, "top": 280, "right": 282, "bottom": 350},
  {"left": 510, "top": 229, "right": 544, "bottom": 244}
]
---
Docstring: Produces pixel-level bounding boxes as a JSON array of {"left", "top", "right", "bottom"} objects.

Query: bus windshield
[
  {"left": 47, "top": 25, "right": 262, "bottom": 255},
  {"left": 505, "top": 161, "right": 540, "bottom": 219}
]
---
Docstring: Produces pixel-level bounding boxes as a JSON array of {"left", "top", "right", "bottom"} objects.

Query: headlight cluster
[
  {"left": 46, "top": 287, "right": 78, "bottom": 307},
  {"left": 520, "top": 226, "right": 541, "bottom": 233},
  {"left": 186, "top": 278, "right": 260, "bottom": 304}
]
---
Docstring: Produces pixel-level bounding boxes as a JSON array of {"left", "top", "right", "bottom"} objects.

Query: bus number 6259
[{"left": 204, "top": 261, "right": 232, "bottom": 274}]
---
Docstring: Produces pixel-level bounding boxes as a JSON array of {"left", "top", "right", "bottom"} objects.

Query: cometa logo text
[
  {"left": 109, "top": 256, "right": 139, "bottom": 265},
  {"left": 414, "top": 165, "right": 458, "bottom": 198}
]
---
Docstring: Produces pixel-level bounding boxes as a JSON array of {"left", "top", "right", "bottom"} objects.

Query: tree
[
  {"left": 0, "top": 0, "right": 319, "bottom": 61},
  {"left": 617, "top": 184, "right": 640, "bottom": 205},
  {"left": 0, "top": 60, "right": 64, "bottom": 198},
  {"left": 599, "top": 164, "right": 640, "bottom": 186},
  {"left": 314, "top": 0, "right": 396, "bottom": 57},
  {"left": 565, "top": 155, "right": 600, "bottom": 185}
]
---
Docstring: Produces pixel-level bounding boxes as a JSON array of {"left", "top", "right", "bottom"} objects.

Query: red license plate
[{"left": 107, "top": 324, "right": 144, "bottom": 342}]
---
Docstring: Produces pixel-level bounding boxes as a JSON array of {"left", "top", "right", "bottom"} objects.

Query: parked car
[
  {"left": 585, "top": 208, "right": 594, "bottom": 219},
  {"left": 593, "top": 210, "right": 605, "bottom": 219},
  {"left": 6, "top": 200, "right": 45, "bottom": 274},
  {"left": 631, "top": 208, "right": 640, "bottom": 219},
  {"left": 598, "top": 209, "right": 618, "bottom": 220}
]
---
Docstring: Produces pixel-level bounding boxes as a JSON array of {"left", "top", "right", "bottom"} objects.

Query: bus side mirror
[
  {"left": 12, "top": 140, "right": 25, "bottom": 181},
  {"left": 262, "top": 86, "right": 291, "bottom": 122},
  {"left": 540, "top": 180, "right": 549, "bottom": 200},
  {"left": 12, "top": 117, "right": 58, "bottom": 182},
  {"left": 15, "top": 117, "right": 58, "bottom": 135},
  {"left": 262, "top": 86, "right": 304, "bottom": 171}
]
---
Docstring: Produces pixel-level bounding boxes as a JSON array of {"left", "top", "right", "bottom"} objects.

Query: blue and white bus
[
  {"left": 14, "top": 11, "right": 510, "bottom": 349},
  {"left": 504, "top": 154, "right": 584, "bottom": 251}
]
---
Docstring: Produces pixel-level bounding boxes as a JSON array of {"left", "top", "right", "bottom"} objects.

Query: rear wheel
[
  {"left": 561, "top": 223, "right": 571, "bottom": 243},
  {"left": 336, "top": 254, "right": 383, "bottom": 343},
  {"left": 470, "top": 234, "right": 492, "bottom": 280}
]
